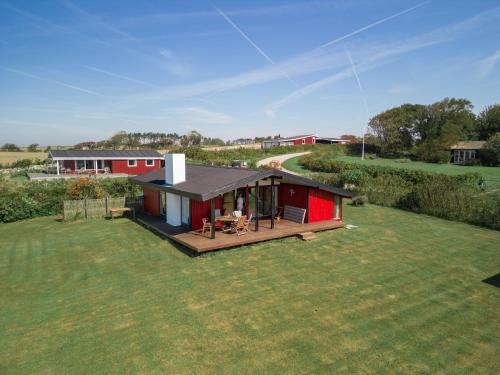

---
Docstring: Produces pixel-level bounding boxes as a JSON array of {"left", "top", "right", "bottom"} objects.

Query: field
[
  {"left": 0, "top": 151, "right": 48, "bottom": 165},
  {"left": 1, "top": 204, "right": 499, "bottom": 374},
  {"left": 283, "top": 154, "right": 500, "bottom": 190}
]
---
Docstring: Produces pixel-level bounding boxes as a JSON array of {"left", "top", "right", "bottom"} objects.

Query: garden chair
[
  {"left": 232, "top": 215, "right": 248, "bottom": 236},
  {"left": 201, "top": 218, "right": 212, "bottom": 237}
]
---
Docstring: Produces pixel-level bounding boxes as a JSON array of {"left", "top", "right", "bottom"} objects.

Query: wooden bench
[{"left": 109, "top": 207, "right": 135, "bottom": 221}]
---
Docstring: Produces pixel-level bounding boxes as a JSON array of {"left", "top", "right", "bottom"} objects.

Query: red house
[
  {"left": 262, "top": 134, "right": 316, "bottom": 148},
  {"left": 48, "top": 150, "right": 164, "bottom": 175},
  {"left": 130, "top": 154, "right": 352, "bottom": 253}
]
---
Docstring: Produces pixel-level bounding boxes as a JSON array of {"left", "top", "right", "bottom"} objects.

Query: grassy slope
[
  {"left": 1, "top": 205, "right": 499, "bottom": 374},
  {"left": 283, "top": 154, "right": 500, "bottom": 189}
]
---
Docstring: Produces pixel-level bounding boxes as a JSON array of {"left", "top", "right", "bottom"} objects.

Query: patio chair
[
  {"left": 201, "top": 218, "right": 212, "bottom": 236},
  {"left": 233, "top": 215, "right": 249, "bottom": 236}
]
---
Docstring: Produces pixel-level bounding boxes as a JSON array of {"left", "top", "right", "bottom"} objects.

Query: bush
[
  {"left": 480, "top": 132, "right": 500, "bottom": 166},
  {"left": 299, "top": 152, "right": 499, "bottom": 230},
  {"left": 0, "top": 177, "right": 141, "bottom": 223},
  {"left": 11, "top": 159, "right": 32, "bottom": 168},
  {"left": 351, "top": 195, "right": 367, "bottom": 206}
]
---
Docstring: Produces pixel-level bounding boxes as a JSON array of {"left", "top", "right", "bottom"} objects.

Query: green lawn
[
  {"left": 1, "top": 205, "right": 499, "bottom": 374},
  {"left": 322, "top": 155, "right": 500, "bottom": 190}
]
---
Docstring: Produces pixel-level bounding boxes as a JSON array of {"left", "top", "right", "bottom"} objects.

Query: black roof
[
  {"left": 130, "top": 164, "right": 353, "bottom": 201},
  {"left": 49, "top": 149, "right": 163, "bottom": 158}
]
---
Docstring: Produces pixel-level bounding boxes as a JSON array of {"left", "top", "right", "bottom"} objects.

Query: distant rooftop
[
  {"left": 450, "top": 141, "right": 486, "bottom": 150},
  {"left": 263, "top": 134, "right": 316, "bottom": 142},
  {"left": 49, "top": 149, "right": 163, "bottom": 159}
]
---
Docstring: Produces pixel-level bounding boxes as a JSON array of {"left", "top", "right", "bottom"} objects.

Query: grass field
[
  {"left": 283, "top": 154, "right": 500, "bottom": 190},
  {"left": 1, "top": 204, "right": 499, "bottom": 374},
  {"left": 0, "top": 151, "right": 48, "bottom": 165}
]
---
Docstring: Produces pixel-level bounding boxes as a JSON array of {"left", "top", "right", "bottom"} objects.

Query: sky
[{"left": 1, "top": 0, "right": 500, "bottom": 146}]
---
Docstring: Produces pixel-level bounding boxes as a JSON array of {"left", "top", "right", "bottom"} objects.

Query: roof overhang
[
  {"left": 130, "top": 167, "right": 353, "bottom": 201},
  {"left": 49, "top": 156, "right": 164, "bottom": 160}
]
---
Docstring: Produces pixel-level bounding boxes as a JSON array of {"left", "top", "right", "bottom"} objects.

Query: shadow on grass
[{"left": 482, "top": 273, "right": 500, "bottom": 288}]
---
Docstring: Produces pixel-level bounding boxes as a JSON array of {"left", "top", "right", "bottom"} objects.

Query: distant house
[
  {"left": 450, "top": 141, "right": 485, "bottom": 164},
  {"left": 315, "top": 137, "right": 350, "bottom": 145},
  {"left": 48, "top": 150, "right": 164, "bottom": 175},
  {"left": 262, "top": 134, "right": 316, "bottom": 148}
]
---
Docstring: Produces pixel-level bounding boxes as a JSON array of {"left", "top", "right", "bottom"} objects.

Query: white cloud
[
  {"left": 183, "top": 107, "right": 233, "bottom": 124},
  {"left": 478, "top": 50, "right": 500, "bottom": 78}
]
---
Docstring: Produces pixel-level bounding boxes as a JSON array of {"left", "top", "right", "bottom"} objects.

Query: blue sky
[{"left": 1, "top": 0, "right": 499, "bottom": 146}]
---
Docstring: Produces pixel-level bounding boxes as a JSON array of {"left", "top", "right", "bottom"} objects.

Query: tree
[
  {"left": 1, "top": 143, "right": 21, "bottom": 152},
  {"left": 476, "top": 104, "right": 500, "bottom": 140},
  {"left": 27, "top": 143, "right": 39, "bottom": 152},
  {"left": 187, "top": 131, "right": 202, "bottom": 146},
  {"left": 368, "top": 104, "right": 426, "bottom": 157},
  {"left": 414, "top": 98, "right": 476, "bottom": 162},
  {"left": 480, "top": 132, "right": 500, "bottom": 166},
  {"left": 109, "top": 131, "right": 128, "bottom": 149},
  {"left": 340, "top": 134, "right": 359, "bottom": 143}
]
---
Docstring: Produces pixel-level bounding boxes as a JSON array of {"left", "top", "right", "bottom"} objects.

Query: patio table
[{"left": 215, "top": 215, "right": 238, "bottom": 232}]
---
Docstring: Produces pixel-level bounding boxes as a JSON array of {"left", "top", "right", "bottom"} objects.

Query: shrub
[
  {"left": 67, "top": 177, "right": 105, "bottom": 200},
  {"left": 11, "top": 159, "right": 32, "bottom": 168},
  {"left": 351, "top": 195, "right": 367, "bottom": 206},
  {"left": 299, "top": 152, "right": 499, "bottom": 230},
  {"left": 480, "top": 133, "right": 500, "bottom": 166}
]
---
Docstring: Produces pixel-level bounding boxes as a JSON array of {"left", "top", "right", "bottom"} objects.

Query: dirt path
[{"left": 256, "top": 151, "right": 311, "bottom": 175}]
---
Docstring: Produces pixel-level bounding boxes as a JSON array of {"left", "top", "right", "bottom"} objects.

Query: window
[
  {"left": 301, "top": 138, "right": 306, "bottom": 144},
  {"left": 146, "top": 159, "right": 154, "bottom": 167},
  {"left": 128, "top": 159, "right": 137, "bottom": 167},
  {"left": 76, "top": 160, "right": 85, "bottom": 170}
]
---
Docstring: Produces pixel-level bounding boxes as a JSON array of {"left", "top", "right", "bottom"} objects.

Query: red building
[
  {"left": 48, "top": 150, "right": 164, "bottom": 175},
  {"left": 262, "top": 134, "right": 316, "bottom": 148},
  {"left": 131, "top": 154, "right": 352, "bottom": 240}
]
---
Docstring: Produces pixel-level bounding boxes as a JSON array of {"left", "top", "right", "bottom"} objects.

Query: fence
[{"left": 63, "top": 196, "right": 143, "bottom": 221}]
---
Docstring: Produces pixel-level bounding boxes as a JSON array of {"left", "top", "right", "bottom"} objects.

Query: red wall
[
  {"left": 191, "top": 197, "right": 223, "bottom": 230},
  {"left": 61, "top": 159, "right": 159, "bottom": 174},
  {"left": 111, "top": 159, "right": 161, "bottom": 174},
  {"left": 279, "top": 183, "right": 309, "bottom": 221},
  {"left": 308, "top": 189, "right": 334, "bottom": 223},
  {"left": 293, "top": 136, "right": 315, "bottom": 145},
  {"left": 143, "top": 188, "right": 160, "bottom": 216}
]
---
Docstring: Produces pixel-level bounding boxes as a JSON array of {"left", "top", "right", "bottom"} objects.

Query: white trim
[
  {"left": 127, "top": 159, "right": 137, "bottom": 167},
  {"left": 145, "top": 159, "right": 155, "bottom": 167}
]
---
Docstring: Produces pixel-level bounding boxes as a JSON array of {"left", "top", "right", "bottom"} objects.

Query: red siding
[
  {"left": 293, "top": 136, "right": 315, "bottom": 145},
  {"left": 143, "top": 188, "right": 160, "bottom": 216},
  {"left": 278, "top": 183, "right": 309, "bottom": 222},
  {"left": 191, "top": 197, "right": 223, "bottom": 230},
  {"left": 111, "top": 159, "right": 160, "bottom": 174},
  {"left": 63, "top": 160, "right": 75, "bottom": 170},
  {"left": 308, "top": 189, "right": 334, "bottom": 223}
]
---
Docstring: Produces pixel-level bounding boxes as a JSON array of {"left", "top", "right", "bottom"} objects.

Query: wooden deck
[{"left": 137, "top": 215, "right": 344, "bottom": 253}]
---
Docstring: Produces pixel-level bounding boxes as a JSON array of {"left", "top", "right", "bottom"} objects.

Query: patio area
[{"left": 137, "top": 214, "right": 344, "bottom": 253}]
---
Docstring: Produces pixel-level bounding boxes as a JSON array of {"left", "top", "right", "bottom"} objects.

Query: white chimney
[{"left": 164, "top": 153, "right": 186, "bottom": 185}]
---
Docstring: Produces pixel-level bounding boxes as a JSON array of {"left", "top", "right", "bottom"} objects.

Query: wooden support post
[
  {"left": 255, "top": 181, "right": 259, "bottom": 231},
  {"left": 271, "top": 177, "right": 275, "bottom": 229},
  {"left": 56, "top": 160, "right": 60, "bottom": 175},
  {"left": 94, "top": 160, "right": 98, "bottom": 174},
  {"left": 210, "top": 198, "right": 216, "bottom": 239}
]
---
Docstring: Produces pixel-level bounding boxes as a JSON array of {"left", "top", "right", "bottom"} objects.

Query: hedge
[
  {"left": 0, "top": 177, "right": 142, "bottom": 223},
  {"left": 300, "top": 154, "right": 499, "bottom": 230}
]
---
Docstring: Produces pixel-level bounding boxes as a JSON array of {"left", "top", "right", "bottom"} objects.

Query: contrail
[
  {"left": 318, "top": 0, "right": 432, "bottom": 49},
  {"left": 82, "top": 65, "right": 159, "bottom": 88},
  {"left": 345, "top": 47, "right": 370, "bottom": 160},
  {"left": 212, "top": 3, "right": 297, "bottom": 86},
  {"left": 0, "top": 66, "right": 105, "bottom": 97}
]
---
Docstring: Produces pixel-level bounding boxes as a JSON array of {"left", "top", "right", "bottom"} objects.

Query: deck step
[{"left": 298, "top": 232, "right": 317, "bottom": 241}]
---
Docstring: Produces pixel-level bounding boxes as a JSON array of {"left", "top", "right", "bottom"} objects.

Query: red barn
[
  {"left": 48, "top": 150, "right": 164, "bottom": 175},
  {"left": 130, "top": 154, "right": 352, "bottom": 253},
  {"left": 262, "top": 134, "right": 316, "bottom": 148}
]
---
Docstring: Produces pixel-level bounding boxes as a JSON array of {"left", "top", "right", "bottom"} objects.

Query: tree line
[{"left": 366, "top": 98, "right": 500, "bottom": 165}]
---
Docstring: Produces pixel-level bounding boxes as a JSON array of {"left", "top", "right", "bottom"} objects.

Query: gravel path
[{"left": 256, "top": 151, "right": 311, "bottom": 175}]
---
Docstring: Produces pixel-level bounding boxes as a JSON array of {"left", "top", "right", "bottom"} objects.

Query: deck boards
[{"left": 137, "top": 215, "right": 343, "bottom": 253}]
